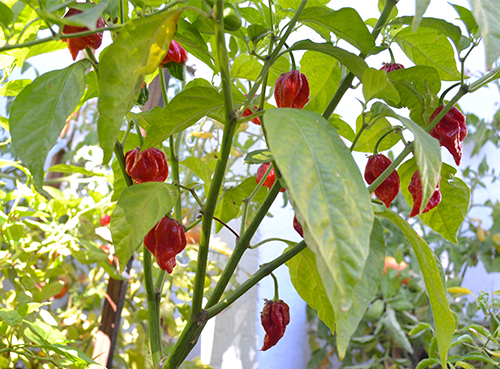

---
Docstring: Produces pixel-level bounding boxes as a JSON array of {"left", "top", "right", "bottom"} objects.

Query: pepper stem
[
  {"left": 373, "top": 126, "right": 403, "bottom": 155},
  {"left": 284, "top": 42, "right": 296, "bottom": 71},
  {"left": 271, "top": 272, "right": 279, "bottom": 301},
  {"left": 388, "top": 48, "right": 396, "bottom": 64},
  {"left": 438, "top": 82, "right": 461, "bottom": 106}
]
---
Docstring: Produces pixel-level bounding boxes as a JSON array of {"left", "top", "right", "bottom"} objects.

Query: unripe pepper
[
  {"left": 256, "top": 163, "right": 286, "bottom": 192},
  {"left": 260, "top": 299, "right": 290, "bottom": 351},
  {"left": 364, "top": 154, "right": 400, "bottom": 208},
  {"left": 408, "top": 170, "right": 441, "bottom": 217},
  {"left": 62, "top": 8, "right": 106, "bottom": 60},
  {"left": 144, "top": 217, "right": 187, "bottom": 274},
  {"left": 159, "top": 40, "right": 188, "bottom": 67},
  {"left": 380, "top": 62, "right": 404, "bottom": 73},
  {"left": 293, "top": 215, "right": 303, "bottom": 237},
  {"left": 274, "top": 70, "right": 310, "bottom": 109},
  {"left": 429, "top": 106, "right": 467, "bottom": 166},
  {"left": 125, "top": 147, "right": 169, "bottom": 184}
]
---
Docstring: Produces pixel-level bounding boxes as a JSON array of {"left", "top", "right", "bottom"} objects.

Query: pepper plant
[{"left": 1, "top": 0, "right": 500, "bottom": 368}]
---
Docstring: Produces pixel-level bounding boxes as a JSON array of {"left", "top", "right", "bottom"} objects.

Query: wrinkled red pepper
[
  {"left": 125, "top": 147, "right": 169, "bottom": 184},
  {"left": 274, "top": 70, "right": 310, "bottom": 109},
  {"left": 261, "top": 299, "right": 290, "bottom": 351},
  {"left": 408, "top": 171, "right": 442, "bottom": 217},
  {"left": 62, "top": 8, "right": 106, "bottom": 60},
  {"left": 256, "top": 163, "right": 286, "bottom": 192},
  {"left": 242, "top": 106, "right": 261, "bottom": 125},
  {"left": 364, "top": 154, "right": 400, "bottom": 208},
  {"left": 159, "top": 40, "right": 188, "bottom": 67},
  {"left": 429, "top": 106, "right": 467, "bottom": 166},
  {"left": 144, "top": 217, "right": 187, "bottom": 274},
  {"left": 380, "top": 62, "right": 404, "bottom": 73}
]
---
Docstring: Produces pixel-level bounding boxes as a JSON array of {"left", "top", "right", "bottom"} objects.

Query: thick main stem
[
  {"left": 144, "top": 246, "right": 163, "bottom": 366},
  {"left": 322, "top": 0, "right": 398, "bottom": 121}
]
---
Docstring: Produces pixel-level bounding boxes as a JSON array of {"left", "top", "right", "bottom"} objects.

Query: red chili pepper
[
  {"left": 293, "top": 215, "right": 303, "bottom": 237},
  {"left": 125, "top": 147, "right": 169, "bottom": 184},
  {"left": 261, "top": 299, "right": 290, "bottom": 351},
  {"left": 159, "top": 40, "right": 188, "bottom": 67},
  {"left": 274, "top": 70, "right": 310, "bottom": 109},
  {"left": 256, "top": 163, "right": 286, "bottom": 192},
  {"left": 62, "top": 8, "right": 106, "bottom": 60},
  {"left": 144, "top": 217, "right": 187, "bottom": 274},
  {"left": 380, "top": 62, "right": 405, "bottom": 73},
  {"left": 100, "top": 214, "right": 111, "bottom": 227},
  {"left": 364, "top": 154, "right": 400, "bottom": 208},
  {"left": 429, "top": 106, "right": 467, "bottom": 166},
  {"left": 408, "top": 171, "right": 441, "bottom": 217},
  {"left": 242, "top": 106, "right": 261, "bottom": 125}
]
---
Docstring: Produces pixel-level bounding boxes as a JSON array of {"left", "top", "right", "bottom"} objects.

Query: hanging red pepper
[
  {"left": 159, "top": 40, "right": 188, "bottom": 67},
  {"left": 256, "top": 163, "right": 286, "bottom": 192},
  {"left": 144, "top": 217, "right": 187, "bottom": 274},
  {"left": 62, "top": 8, "right": 106, "bottom": 60},
  {"left": 408, "top": 171, "right": 442, "bottom": 217},
  {"left": 293, "top": 215, "right": 303, "bottom": 237},
  {"left": 260, "top": 299, "right": 290, "bottom": 351},
  {"left": 274, "top": 70, "right": 310, "bottom": 109},
  {"left": 429, "top": 106, "right": 467, "bottom": 166},
  {"left": 242, "top": 106, "right": 261, "bottom": 125},
  {"left": 380, "top": 62, "right": 404, "bottom": 73},
  {"left": 125, "top": 147, "right": 169, "bottom": 184},
  {"left": 364, "top": 154, "right": 400, "bottom": 208}
]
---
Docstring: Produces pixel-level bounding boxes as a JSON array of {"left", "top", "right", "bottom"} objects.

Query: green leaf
[
  {"left": 362, "top": 68, "right": 400, "bottom": 104},
  {"left": 98, "top": 9, "right": 183, "bottom": 163},
  {"left": 47, "top": 164, "right": 107, "bottom": 177},
  {"left": 287, "top": 40, "right": 368, "bottom": 79},
  {"left": 265, "top": 108, "right": 374, "bottom": 312},
  {"left": 353, "top": 112, "right": 400, "bottom": 153},
  {"left": 392, "top": 16, "right": 463, "bottom": 50},
  {"left": 382, "top": 306, "right": 414, "bottom": 353},
  {"left": 329, "top": 114, "right": 355, "bottom": 141},
  {"left": 387, "top": 66, "right": 440, "bottom": 126},
  {"left": 143, "top": 86, "right": 224, "bottom": 149},
  {"left": 398, "top": 160, "right": 470, "bottom": 243},
  {"left": 111, "top": 182, "right": 178, "bottom": 273},
  {"left": 450, "top": 3, "right": 479, "bottom": 37},
  {"left": 300, "top": 51, "right": 341, "bottom": 114},
  {"left": 299, "top": 7, "right": 375, "bottom": 54},
  {"left": 0, "top": 308, "right": 22, "bottom": 326},
  {"left": 176, "top": 19, "right": 215, "bottom": 70},
  {"left": 413, "top": 0, "right": 430, "bottom": 31},
  {"left": 415, "top": 358, "right": 440, "bottom": 369},
  {"left": 0, "top": 2, "right": 13, "bottom": 29},
  {"left": 469, "top": 0, "right": 500, "bottom": 66},
  {"left": 41, "top": 0, "right": 108, "bottom": 30},
  {"left": 180, "top": 156, "right": 213, "bottom": 194},
  {"left": 0, "top": 79, "right": 31, "bottom": 96},
  {"left": 42, "top": 344, "right": 99, "bottom": 366},
  {"left": 394, "top": 27, "right": 461, "bottom": 81},
  {"left": 376, "top": 209, "right": 455, "bottom": 369},
  {"left": 24, "top": 319, "right": 67, "bottom": 345},
  {"left": 10, "top": 60, "right": 90, "bottom": 186},
  {"left": 244, "top": 149, "right": 273, "bottom": 164},
  {"left": 371, "top": 103, "right": 441, "bottom": 212}
]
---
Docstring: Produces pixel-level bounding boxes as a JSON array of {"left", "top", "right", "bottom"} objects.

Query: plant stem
[
  {"left": 159, "top": 69, "right": 182, "bottom": 221},
  {"left": 249, "top": 237, "right": 292, "bottom": 249},
  {"left": 0, "top": 25, "right": 123, "bottom": 52},
  {"left": 120, "top": 0, "right": 125, "bottom": 24},
  {"left": 143, "top": 246, "right": 163, "bottom": 367},
  {"left": 322, "top": 0, "right": 398, "bottom": 121},
  {"left": 206, "top": 240, "right": 306, "bottom": 318},
  {"left": 271, "top": 272, "right": 279, "bottom": 301},
  {"left": 114, "top": 142, "right": 133, "bottom": 187}
]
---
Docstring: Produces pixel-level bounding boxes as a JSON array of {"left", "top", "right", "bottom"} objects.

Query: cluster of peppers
[{"left": 364, "top": 62, "right": 467, "bottom": 217}]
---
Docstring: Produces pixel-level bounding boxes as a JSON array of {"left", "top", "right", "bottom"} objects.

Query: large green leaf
[
  {"left": 98, "top": 8, "right": 183, "bottom": 163},
  {"left": 286, "top": 40, "right": 368, "bottom": 79},
  {"left": 10, "top": 60, "right": 89, "bottom": 186},
  {"left": 371, "top": 103, "right": 441, "bottom": 213},
  {"left": 0, "top": 79, "right": 31, "bottom": 96},
  {"left": 143, "top": 86, "right": 224, "bottom": 149},
  {"left": 300, "top": 51, "right": 341, "bottom": 114},
  {"left": 382, "top": 306, "right": 414, "bottom": 353},
  {"left": 413, "top": 0, "right": 430, "bottom": 31},
  {"left": 394, "top": 27, "right": 461, "bottom": 81},
  {"left": 265, "top": 108, "right": 374, "bottom": 310},
  {"left": 387, "top": 66, "right": 440, "bottom": 126},
  {"left": 111, "top": 182, "right": 178, "bottom": 272},
  {"left": 299, "top": 7, "right": 375, "bottom": 54},
  {"left": 40, "top": 0, "right": 108, "bottom": 30},
  {"left": 176, "top": 19, "right": 215, "bottom": 70},
  {"left": 362, "top": 68, "right": 400, "bottom": 104},
  {"left": 398, "top": 160, "right": 470, "bottom": 243},
  {"left": 353, "top": 112, "right": 400, "bottom": 153},
  {"left": 469, "top": 0, "right": 500, "bottom": 66},
  {"left": 376, "top": 209, "right": 455, "bottom": 369},
  {"left": 450, "top": 3, "right": 479, "bottom": 37},
  {"left": 287, "top": 218, "right": 385, "bottom": 359}
]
